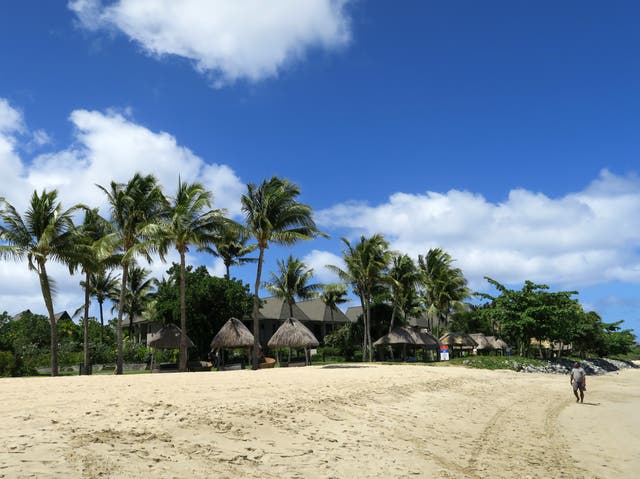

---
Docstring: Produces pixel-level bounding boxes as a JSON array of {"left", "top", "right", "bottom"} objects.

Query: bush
[
  {"left": 0, "top": 351, "right": 16, "bottom": 376},
  {"left": 123, "top": 340, "right": 152, "bottom": 364}
]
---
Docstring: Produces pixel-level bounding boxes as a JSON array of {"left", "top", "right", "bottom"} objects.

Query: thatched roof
[
  {"left": 439, "top": 332, "right": 477, "bottom": 349},
  {"left": 345, "top": 306, "right": 429, "bottom": 328},
  {"left": 267, "top": 317, "right": 319, "bottom": 348},
  {"left": 148, "top": 324, "right": 194, "bottom": 349},
  {"left": 486, "top": 336, "right": 508, "bottom": 349},
  {"left": 210, "top": 317, "right": 254, "bottom": 349},
  {"left": 469, "top": 333, "right": 492, "bottom": 350},
  {"left": 373, "top": 326, "right": 440, "bottom": 349}
]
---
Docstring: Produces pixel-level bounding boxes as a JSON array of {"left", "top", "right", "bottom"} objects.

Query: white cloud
[
  {"left": 0, "top": 98, "right": 244, "bottom": 316},
  {"left": 301, "top": 249, "right": 344, "bottom": 284},
  {"left": 317, "top": 170, "right": 640, "bottom": 289},
  {"left": 69, "top": 0, "right": 352, "bottom": 85}
]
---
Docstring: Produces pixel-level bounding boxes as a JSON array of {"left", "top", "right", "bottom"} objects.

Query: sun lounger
[{"left": 258, "top": 357, "right": 276, "bottom": 369}]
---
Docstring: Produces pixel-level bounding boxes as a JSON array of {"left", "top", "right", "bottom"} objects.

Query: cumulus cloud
[
  {"left": 301, "top": 249, "right": 345, "bottom": 284},
  {"left": 0, "top": 98, "right": 244, "bottom": 316},
  {"left": 316, "top": 170, "right": 640, "bottom": 289},
  {"left": 69, "top": 0, "right": 352, "bottom": 86}
]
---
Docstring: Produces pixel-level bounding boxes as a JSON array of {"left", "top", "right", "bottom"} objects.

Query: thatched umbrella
[
  {"left": 148, "top": 324, "right": 194, "bottom": 370},
  {"left": 439, "top": 332, "right": 477, "bottom": 358},
  {"left": 209, "top": 318, "right": 255, "bottom": 369},
  {"left": 469, "top": 333, "right": 493, "bottom": 353},
  {"left": 267, "top": 317, "right": 319, "bottom": 365},
  {"left": 486, "top": 336, "right": 508, "bottom": 352}
]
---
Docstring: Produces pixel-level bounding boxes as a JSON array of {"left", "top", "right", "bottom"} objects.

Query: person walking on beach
[{"left": 570, "top": 362, "right": 587, "bottom": 403}]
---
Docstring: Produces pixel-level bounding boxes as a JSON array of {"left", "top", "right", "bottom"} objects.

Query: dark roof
[
  {"left": 267, "top": 317, "right": 320, "bottom": 348},
  {"left": 148, "top": 324, "right": 194, "bottom": 349},
  {"left": 12, "top": 310, "right": 71, "bottom": 322},
  {"left": 211, "top": 317, "right": 254, "bottom": 349},
  {"left": 258, "top": 297, "right": 351, "bottom": 324},
  {"left": 345, "top": 306, "right": 428, "bottom": 327}
]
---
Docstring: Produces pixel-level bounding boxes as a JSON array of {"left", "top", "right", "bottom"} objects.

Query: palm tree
[
  {"left": 328, "top": 234, "right": 391, "bottom": 362},
  {"left": 241, "top": 176, "right": 325, "bottom": 369},
  {"left": 70, "top": 208, "right": 113, "bottom": 371},
  {"left": 88, "top": 269, "right": 119, "bottom": 343},
  {"left": 208, "top": 224, "right": 257, "bottom": 279},
  {"left": 153, "top": 179, "right": 228, "bottom": 371},
  {"left": 320, "top": 283, "right": 349, "bottom": 340},
  {"left": 111, "top": 263, "right": 157, "bottom": 342},
  {"left": 0, "top": 190, "right": 79, "bottom": 376},
  {"left": 264, "top": 255, "right": 322, "bottom": 317},
  {"left": 98, "top": 173, "right": 166, "bottom": 374},
  {"left": 418, "top": 248, "right": 469, "bottom": 333},
  {"left": 386, "top": 253, "right": 420, "bottom": 333}
]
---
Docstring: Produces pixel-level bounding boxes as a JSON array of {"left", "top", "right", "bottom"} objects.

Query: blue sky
[{"left": 1, "top": 1, "right": 639, "bottom": 336}]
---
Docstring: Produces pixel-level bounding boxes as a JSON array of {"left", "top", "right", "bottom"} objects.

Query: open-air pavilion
[
  {"left": 267, "top": 317, "right": 319, "bottom": 366},
  {"left": 210, "top": 317, "right": 257, "bottom": 370},
  {"left": 439, "top": 332, "right": 477, "bottom": 359},
  {"left": 148, "top": 324, "right": 195, "bottom": 372},
  {"left": 374, "top": 326, "right": 440, "bottom": 362}
]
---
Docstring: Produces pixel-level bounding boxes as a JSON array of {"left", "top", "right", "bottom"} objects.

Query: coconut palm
[
  {"left": 328, "top": 234, "right": 391, "bottom": 362},
  {"left": 153, "top": 179, "right": 228, "bottom": 371},
  {"left": 418, "top": 248, "right": 470, "bottom": 333},
  {"left": 88, "top": 269, "right": 119, "bottom": 343},
  {"left": 386, "top": 253, "right": 420, "bottom": 333},
  {"left": 241, "top": 176, "right": 325, "bottom": 369},
  {"left": 70, "top": 208, "right": 114, "bottom": 371},
  {"left": 98, "top": 173, "right": 166, "bottom": 374},
  {"left": 111, "top": 263, "right": 157, "bottom": 341},
  {"left": 208, "top": 224, "right": 257, "bottom": 279},
  {"left": 320, "top": 283, "right": 349, "bottom": 340},
  {"left": 0, "top": 190, "right": 79, "bottom": 376},
  {"left": 264, "top": 255, "right": 322, "bottom": 317}
]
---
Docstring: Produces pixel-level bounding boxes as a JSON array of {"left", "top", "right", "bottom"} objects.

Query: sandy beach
[{"left": 1, "top": 364, "right": 638, "bottom": 479}]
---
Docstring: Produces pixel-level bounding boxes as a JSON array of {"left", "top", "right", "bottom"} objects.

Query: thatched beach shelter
[
  {"left": 148, "top": 324, "right": 195, "bottom": 371},
  {"left": 486, "top": 336, "right": 508, "bottom": 354},
  {"left": 374, "top": 326, "right": 440, "bottom": 361},
  {"left": 267, "top": 317, "right": 319, "bottom": 365},
  {"left": 209, "top": 318, "right": 256, "bottom": 370},
  {"left": 469, "top": 333, "right": 493, "bottom": 353},
  {"left": 439, "top": 332, "right": 477, "bottom": 358}
]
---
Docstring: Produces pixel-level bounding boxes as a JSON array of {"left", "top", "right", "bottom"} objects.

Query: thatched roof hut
[
  {"left": 439, "top": 332, "right": 477, "bottom": 349},
  {"left": 374, "top": 326, "right": 439, "bottom": 350},
  {"left": 486, "top": 336, "right": 508, "bottom": 350},
  {"left": 148, "top": 324, "right": 194, "bottom": 349},
  {"left": 469, "top": 333, "right": 493, "bottom": 350},
  {"left": 267, "top": 317, "right": 319, "bottom": 348},
  {"left": 211, "top": 317, "right": 254, "bottom": 349}
]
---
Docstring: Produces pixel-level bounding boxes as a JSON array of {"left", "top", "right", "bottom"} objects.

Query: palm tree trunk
[
  {"left": 358, "top": 295, "right": 366, "bottom": 361},
  {"left": 179, "top": 250, "right": 188, "bottom": 372},
  {"left": 98, "top": 299, "right": 104, "bottom": 344},
  {"left": 83, "top": 270, "right": 91, "bottom": 373},
  {"left": 289, "top": 302, "right": 294, "bottom": 318},
  {"left": 366, "top": 300, "right": 373, "bottom": 362},
  {"left": 224, "top": 261, "right": 230, "bottom": 280},
  {"left": 38, "top": 261, "right": 58, "bottom": 377},
  {"left": 252, "top": 246, "right": 265, "bottom": 370},
  {"left": 116, "top": 261, "right": 129, "bottom": 375}
]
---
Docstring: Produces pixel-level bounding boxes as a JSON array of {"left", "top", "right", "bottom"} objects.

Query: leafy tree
[
  {"left": 87, "top": 270, "right": 119, "bottom": 343},
  {"left": 264, "top": 255, "right": 322, "bottom": 317},
  {"left": 153, "top": 179, "right": 228, "bottom": 371},
  {"left": 328, "top": 234, "right": 391, "bottom": 362},
  {"left": 0, "top": 190, "right": 79, "bottom": 376},
  {"left": 601, "top": 320, "right": 636, "bottom": 356},
  {"left": 154, "top": 264, "right": 254, "bottom": 358},
  {"left": 418, "top": 248, "right": 470, "bottom": 333},
  {"left": 386, "top": 253, "right": 420, "bottom": 333},
  {"left": 98, "top": 173, "right": 166, "bottom": 374},
  {"left": 241, "top": 177, "right": 325, "bottom": 369},
  {"left": 111, "top": 264, "right": 157, "bottom": 338}
]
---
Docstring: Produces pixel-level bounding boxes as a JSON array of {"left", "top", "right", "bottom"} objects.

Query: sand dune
[{"left": 1, "top": 364, "right": 638, "bottom": 478}]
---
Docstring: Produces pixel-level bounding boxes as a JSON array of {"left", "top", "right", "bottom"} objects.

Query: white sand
[{"left": 1, "top": 364, "right": 638, "bottom": 478}]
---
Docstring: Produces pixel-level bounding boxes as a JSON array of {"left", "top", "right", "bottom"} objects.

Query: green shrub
[{"left": 0, "top": 351, "right": 16, "bottom": 376}]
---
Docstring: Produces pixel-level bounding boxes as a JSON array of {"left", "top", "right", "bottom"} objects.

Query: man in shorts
[{"left": 569, "top": 362, "right": 586, "bottom": 403}]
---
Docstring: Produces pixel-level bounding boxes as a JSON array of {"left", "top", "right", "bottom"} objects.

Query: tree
[
  {"left": 0, "top": 190, "right": 79, "bottom": 376},
  {"left": 241, "top": 177, "right": 325, "bottom": 369},
  {"left": 70, "top": 208, "right": 113, "bottom": 372},
  {"left": 386, "top": 253, "right": 420, "bottom": 333},
  {"left": 328, "top": 234, "right": 391, "bottom": 362},
  {"left": 320, "top": 283, "right": 349, "bottom": 340},
  {"left": 153, "top": 179, "right": 228, "bottom": 371},
  {"left": 111, "top": 263, "right": 157, "bottom": 341},
  {"left": 418, "top": 248, "right": 469, "bottom": 333},
  {"left": 208, "top": 223, "right": 257, "bottom": 279},
  {"left": 98, "top": 173, "right": 166, "bottom": 374},
  {"left": 264, "top": 255, "right": 322, "bottom": 317},
  {"left": 154, "top": 264, "right": 254, "bottom": 358},
  {"left": 87, "top": 270, "right": 119, "bottom": 343}
]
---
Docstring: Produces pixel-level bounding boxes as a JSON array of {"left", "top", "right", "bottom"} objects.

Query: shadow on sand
[{"left": 322, "top": 365, "right": 372, "bottom": 369}]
